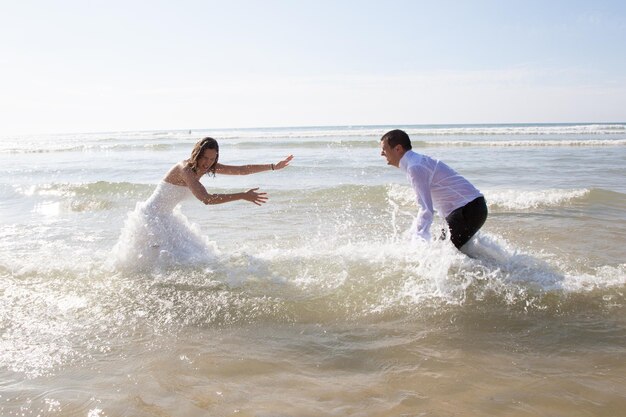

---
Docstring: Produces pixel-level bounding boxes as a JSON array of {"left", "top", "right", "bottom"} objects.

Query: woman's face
[{"left": 197, "top": 148, "right": 217, "bottom": 173}]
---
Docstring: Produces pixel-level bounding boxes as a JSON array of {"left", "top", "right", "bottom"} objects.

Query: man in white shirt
[{"left": 380, "top": 129, "right": 488, "bottom": 250}]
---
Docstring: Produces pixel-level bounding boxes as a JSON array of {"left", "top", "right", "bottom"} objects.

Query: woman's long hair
[{"left": 187, "top": 137, "right": 219, "bottom": 176}]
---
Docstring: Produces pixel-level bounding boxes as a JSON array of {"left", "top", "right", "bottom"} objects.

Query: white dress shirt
[{"left": 399, "top": 150, "right": 483, "bottom": 242}]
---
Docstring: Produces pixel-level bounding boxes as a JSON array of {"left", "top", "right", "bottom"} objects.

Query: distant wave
[
  {"left": 2, "top": 123, "right": 625, "bottom": 154},
  {"left": 231, "top": 138, "right": 626, "bottom": 149},
  {"left": 3, "top": 137, "right": 624, "bottom": 154},
  {"left": 216, "top": 123, "right": 626, "bottom": 139},
  {"left": 0, "top": 142, "right": 178, "bottom": 154},
  {"left": 230, "top": 139, "right": 379, "bottom": 149},
  {"left": 405, "top": 124, "right": 626, "bottom": 136},
  {"left": 422, "top": 139, "right": 626, "bottom": 147}
]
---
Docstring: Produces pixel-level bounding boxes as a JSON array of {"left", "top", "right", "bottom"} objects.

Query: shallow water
[{"left": 1, "top": 123, "right": 625, "bottom": 416}]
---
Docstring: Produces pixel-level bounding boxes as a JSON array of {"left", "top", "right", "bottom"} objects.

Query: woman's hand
[
  {"left": 242, "top": 188, "right": 268, "bottom": 206},
  {"left": 274, "top": 155, "right": 294, "bottom": 170}
]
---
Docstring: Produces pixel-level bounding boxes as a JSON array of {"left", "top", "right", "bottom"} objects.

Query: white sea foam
[
  {"left": 253, "top": 230, "right": 623, "bottom": 316},
  {"left": 388, "top": 232, "right": 624, "bottom": 309},
  {"left": 387, "top": 185, "right": 590, "bottom": 211},
  {"left": 562, "top": 264, "right": 626, "bottom": 292},
  {"left": 486, "top": 188, "right": 590, "bottom": 210},
  {"left": 1, "top": 220, "right": 623, "bottom": 381},
  {"left": 427, "top": 139, "right": 626, "bottom": 147},
  {"left": 406, "top": 124, "right": 626, "bottom": 136}
]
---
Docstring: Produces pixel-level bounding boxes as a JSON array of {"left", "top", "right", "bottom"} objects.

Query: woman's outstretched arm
[
  {"left": 180, "top": 165, "right": 268, "bottom": 206},
  {"left": 203, "top": 188, "right": 267, "bottom": 206},
  {"left": 215, "top": 155, "right": 293, "bottom": 175}
]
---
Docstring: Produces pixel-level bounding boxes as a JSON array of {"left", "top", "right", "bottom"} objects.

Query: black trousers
[{"left": 444, "top": 196, "right": 488, "bottom": 249}]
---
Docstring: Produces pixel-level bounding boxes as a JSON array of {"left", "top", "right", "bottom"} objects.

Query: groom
[{"left": 380, "top": 129, "right": 488, "bottom": 250}]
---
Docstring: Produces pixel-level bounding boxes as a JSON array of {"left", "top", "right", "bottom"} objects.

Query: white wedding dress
[{"left": 112, "top": 181, "right": 217, "bottom": 270}]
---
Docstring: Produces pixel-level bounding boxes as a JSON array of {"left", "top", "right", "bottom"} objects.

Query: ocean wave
[
  {"left": 230, "top": 139, "right": 379, "bottom": 149},
  {"left": 4, "top": 230, "right": 622, "bottom": 323},
  {"left": 10, "top": 181, "right": 624, "bottom": 216},
  {"left": 386, "top": 185, "right": 626, "bottom": 211},
  {"left": 12, "top": 181, "right": 154, "bottom": 213},
  {"left": 280, "top": 184, "right": 621, "bottom": 212},
  {"left": 2, "top": 124, "right": 625, "bottom": 154},
  {"left": 425, "top": 139, "right": 626, "bottom": 147},
  {"left": 0, "top": 142, "right": 179, "bottom": 154},
  {"left": 486, "top": 188, "right": 591, "bottom": 210},
  {"left": 1, "top": 233, "right": 623, "bottom": 381},
  {"left": 3, "top": 137, "right": 623, "bottom": 154},
  {"left": 2, "top": 224, "right": 624, "bottom": 380},
  {"left": 225, "top": 138, "right": 626, "bottom": 149},
  {"left": 487, "top": 188, "right": 626, "bottom": 210},
  {"left": 14, "top": 181, "right": 152, "bottom": 199},
  {"left": 214, "top": 124, "right": 626, "bottom": 139},
  {"left": 406, "top": 124, "right": 626, "bottom": 136}
]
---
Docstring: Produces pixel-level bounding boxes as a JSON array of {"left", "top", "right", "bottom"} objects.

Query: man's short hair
[{"left": 381, "top": 129, "right": 412, "bottom": 150}]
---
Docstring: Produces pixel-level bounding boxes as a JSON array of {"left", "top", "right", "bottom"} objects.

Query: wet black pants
[{"left": 444, "top": 196, "right": 488, "bottom": 249}]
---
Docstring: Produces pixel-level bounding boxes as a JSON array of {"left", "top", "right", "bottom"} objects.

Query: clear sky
[{"left": 1, "top": 0, "right": 625, "bottom": 134}]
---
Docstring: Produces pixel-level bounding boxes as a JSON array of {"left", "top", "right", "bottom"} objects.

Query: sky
[{"left": 1, "top": 0, "right": 625, "bottom": 135}]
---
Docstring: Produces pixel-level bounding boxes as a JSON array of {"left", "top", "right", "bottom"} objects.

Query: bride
[{"left": 113, "top": 137, "right": 293, "bottom": 269}]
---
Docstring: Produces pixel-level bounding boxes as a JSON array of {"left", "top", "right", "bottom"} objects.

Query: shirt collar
[{"left": 398, "top": 150, "right": 416, "bottom": 173}]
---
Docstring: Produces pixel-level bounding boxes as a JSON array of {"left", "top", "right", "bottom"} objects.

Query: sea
[{"left": 1, "top": 123, "right": 625, "bottom": 416}]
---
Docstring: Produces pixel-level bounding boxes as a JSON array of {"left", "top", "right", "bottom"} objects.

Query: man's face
[{"left": 380, "top": 138, "right": 403, "bottom": 167}]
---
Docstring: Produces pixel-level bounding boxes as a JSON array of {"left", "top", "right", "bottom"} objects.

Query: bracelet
[{"left": 271, "top": 163, "right": 275, "bottom": 171}]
